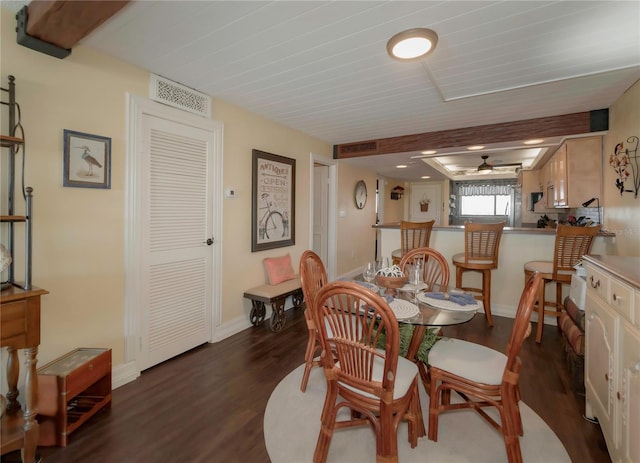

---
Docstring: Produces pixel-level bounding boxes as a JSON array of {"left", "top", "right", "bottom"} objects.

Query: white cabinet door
[
  {"left": 586, "top": 294, "right": 617, "bottom": 447},
  {"left": 619, "top": 321, "right": 640, "bottom": 463}
]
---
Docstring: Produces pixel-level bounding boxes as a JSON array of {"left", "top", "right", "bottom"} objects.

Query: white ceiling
[{"left": 12, "top": 0, "right": 640, "bottom": 180}]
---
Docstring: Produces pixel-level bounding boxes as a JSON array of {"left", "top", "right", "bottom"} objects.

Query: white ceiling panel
[{"left": 7, "top": 0, "right": 636, "bottom": 181}]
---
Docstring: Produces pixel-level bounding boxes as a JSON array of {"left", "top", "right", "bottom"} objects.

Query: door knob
[{"left": 204, "top": 238, "right": 214, "bottom": 245}]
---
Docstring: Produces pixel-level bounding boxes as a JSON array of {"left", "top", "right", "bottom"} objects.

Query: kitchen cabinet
[
  {"left": 518, "top": 169, "right": 541, "bottom": 224},
  {"left": 543, "top": 136, "right": 603, "bottom": 208},
  {"left": 584, "top": 255, "right": 640, "bottom": 463},
  {"left": 545, "top": 154, "right": 557, "bottom": 207}
]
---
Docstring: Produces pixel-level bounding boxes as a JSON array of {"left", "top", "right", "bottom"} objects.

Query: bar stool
[
  {"left": 452, "top": 221, "right": 506, "bottom": 326},
  {"left": 391, "top": 220, "right": 435, "bottom": 265},
  {"left": 523, "top": 223, "right": 600, "bottom": 343}
]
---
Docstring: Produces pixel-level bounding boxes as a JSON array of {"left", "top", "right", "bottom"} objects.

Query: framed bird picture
[{"left": 63, "top": 129, "right": 111, "bottom": 189}]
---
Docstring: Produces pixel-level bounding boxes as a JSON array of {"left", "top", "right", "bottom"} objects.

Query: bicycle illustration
[{"left": 258, "top": 193, "right": 289, "bottom": 240}]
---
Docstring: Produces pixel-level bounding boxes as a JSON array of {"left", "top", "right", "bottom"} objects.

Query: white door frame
[
  {"left": 124, "top": 94, "right": 223, "bottom": 370},
  {"left": 309, "top": 153, "right": 337, "bottom": 280}
]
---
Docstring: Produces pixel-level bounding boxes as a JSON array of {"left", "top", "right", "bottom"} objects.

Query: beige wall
[
  {"left": 2, "top": 3, "right": 637, "bottom": 377},
  {"left": 336, "top": 163, "right": 377, "bottom": 274},
  {"left": 381, "top": 176, "right": 406, "bottom": 223},
  {"left": 603, "top": 79, "right": 640, "bottom": 257},
  {"left": 1, "top": 8, "right": 378, "bottom": 372}
]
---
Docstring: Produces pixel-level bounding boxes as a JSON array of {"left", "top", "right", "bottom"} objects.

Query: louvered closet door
[{"left": 140, "top": 114, "right": 214, "bottom": 370}]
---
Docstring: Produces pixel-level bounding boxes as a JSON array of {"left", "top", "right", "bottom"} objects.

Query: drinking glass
[
  {"left": 377, "top": 257, "right": 390, "bottom": 272},
  {"left": 363, "top": 262, "right": 376, "bottom": 284},
  {"left": 410, "top": 261, "right": 423, "bottom": 301}
]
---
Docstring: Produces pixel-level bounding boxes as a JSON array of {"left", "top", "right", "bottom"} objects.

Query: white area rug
[{"left": 264, "top": 364, "right": 570, "bottom": 463}]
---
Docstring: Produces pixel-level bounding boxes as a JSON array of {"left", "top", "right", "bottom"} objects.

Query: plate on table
[
  {"left": 400, "top": 282, "right": 429, "bottom": 292},
  {"left": 416, "top": 292, "right": 480, "bottom": 312},
  {"left": 355, "top": 281, "right": 379, "bottom": 293},
  {"left": 389, "top": 299, "right": 420, "bottom": 320}
]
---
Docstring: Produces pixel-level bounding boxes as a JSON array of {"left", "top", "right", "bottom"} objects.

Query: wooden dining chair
[
  {"left": 298, "top": 250, "right": 328, "bottom": 392},
  {"left": 398, "top": 246, "right": 450, "bottom": 385},
  {"left": 523, "top": 224, "right": 600, "bottom": 343},
  {"left": 312, "top": 281, "right": 426, "bottom": 463},
  {"left": 398, "top": 246, "right": 450, "bottom": 291},
  {"left": 391, "top": 220, "right": 435, "bottom": 265},
  {"left": 427, "top": 271, "right": 542, "bottom": 463},
  {"left": 452, "top": 221, "right": 505, "bottom": 326}
]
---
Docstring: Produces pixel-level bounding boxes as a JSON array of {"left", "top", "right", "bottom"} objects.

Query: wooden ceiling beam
[
  {"left": 22, "top": 0, "right": 129, "bottom": 50},
  {"left": 334, "top": 110, "right": 608, "bottom": 159}
]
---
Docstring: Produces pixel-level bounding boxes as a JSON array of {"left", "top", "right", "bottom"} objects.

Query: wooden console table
[{"left": 1, "top": 286, "right": 48, "bottom": 463}]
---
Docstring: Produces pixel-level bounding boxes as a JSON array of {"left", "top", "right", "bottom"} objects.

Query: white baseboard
[
  {"left": 112, "top": 361, "right": 140, "bottom": 389},
  {"left": 213, "top": 315, "right": 253, "bottom": 341}
]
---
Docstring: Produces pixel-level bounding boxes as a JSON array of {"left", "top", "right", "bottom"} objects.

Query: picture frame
[
  {"left": 251, "top": 149, "right": 295, "bottom": 252},
  {"left": 63, "top": 129, "right": 111, "bottom": 189}
]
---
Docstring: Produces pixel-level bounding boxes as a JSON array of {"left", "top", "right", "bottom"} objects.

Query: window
[
  {"left": 461, "top": 195, "right": 510, "bottom": 215},
  {"left": 449, "top": 179, "right": 517, "bottom": 225}
]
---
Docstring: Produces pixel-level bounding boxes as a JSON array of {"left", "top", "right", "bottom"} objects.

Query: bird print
[{"left": 78, "top": 145, "right": 102, "bottom": 176}]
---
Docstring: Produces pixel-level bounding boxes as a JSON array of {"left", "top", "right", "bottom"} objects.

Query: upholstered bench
[
  {"left": 244, "top": 277, "right": 303, "bottom": 332},
  {"left": 559, "top": 296, "right": 585, "bottom": 393},
  {"left": 244, "top": 254, "right": 303, "bottom": 332}
]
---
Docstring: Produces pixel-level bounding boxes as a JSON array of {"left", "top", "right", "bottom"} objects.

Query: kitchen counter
[
  {"left": 374, "top": 224, "right": 616, "bottom": 321},
  {"left": 582, "top": 255, "right": 640, "bottom": 289},
  {"left": 373, "top": 222, "right": 616, "bottom": 236}
]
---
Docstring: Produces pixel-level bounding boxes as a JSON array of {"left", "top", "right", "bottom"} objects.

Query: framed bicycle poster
[{"left": 251, "top": 149, "right": 296, "bottom": 252}]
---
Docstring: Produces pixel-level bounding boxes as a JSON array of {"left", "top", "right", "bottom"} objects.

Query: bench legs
[
  {"left": 269, "top": 298, "right": 287, "bottom": 332},
  {"left": 292, "top": 290, "right": 303, "bottom": 308},
  {"left": 248, "top": 289, "right": 304, "bottom": 333},
  {"left": 249, "top": 300, "right": 267, "bottom": 326}
]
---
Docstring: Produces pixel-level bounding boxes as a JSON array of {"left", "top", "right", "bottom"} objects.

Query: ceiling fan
[
  {"left": 477, "top": 155, "right": 493, "bottom": 172},
  {"left": 477, "top": 155, "right": 523, "bottom": 174}
]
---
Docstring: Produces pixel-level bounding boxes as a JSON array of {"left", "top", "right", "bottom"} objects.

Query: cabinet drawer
[
  {"left": 0, "top": 300, "right": 27, "bottom": 342},
  {"left": 586, "top": 265, "right": 608, "bottom": 302},
  {"left": 610, "top": 279, "right": 634, "bottom": 323},
  {"left": 66, "top": 350, "right": 112, "bottom": 399}
]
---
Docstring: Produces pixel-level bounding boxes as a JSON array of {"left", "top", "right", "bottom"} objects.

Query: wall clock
[{"left": 354, "top": 180, "right": 367, "bottom": 209}]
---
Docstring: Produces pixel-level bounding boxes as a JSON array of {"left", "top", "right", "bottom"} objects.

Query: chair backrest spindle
[{"left": 463, "top": 221, "right": 506, "bottom": 267}]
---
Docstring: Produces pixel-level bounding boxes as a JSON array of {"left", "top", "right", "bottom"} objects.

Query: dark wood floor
[{"left": 29, "top": 308, "right": 610, "bottom": 463}]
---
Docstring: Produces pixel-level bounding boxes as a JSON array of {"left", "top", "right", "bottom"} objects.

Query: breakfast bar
[{"left": 374, "top": 223, "right": 615, "bottom": 321}]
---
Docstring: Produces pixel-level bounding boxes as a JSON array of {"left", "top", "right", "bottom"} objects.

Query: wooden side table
[
  {"left": 1, "top": 286, "right": 48, "bottom": 463},
  {"left": 37, "top": 348, "right": 112, "bottom": 447}
]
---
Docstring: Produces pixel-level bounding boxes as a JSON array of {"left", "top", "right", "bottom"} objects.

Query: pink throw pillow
[{"left": 264, "top": 254, "right": 295, "bottom": 285}]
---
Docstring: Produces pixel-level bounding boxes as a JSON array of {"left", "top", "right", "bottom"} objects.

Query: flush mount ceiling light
[
  {"left": 387, "top": 28, "right": 438, "bottom": 60},
  {"left": 523, "top": 139, "right": 544, "bottom": 145},
  {"left": 477, "top": 155, "right": 493, "bottom": 173},
  {"left": 467, "top": 145, "right": 485, "bottom": 151}
]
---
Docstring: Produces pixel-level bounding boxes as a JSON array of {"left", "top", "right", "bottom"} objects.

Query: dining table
[
  {"left": 393, "top": 285, "right": 478, "bottom": 361},
  {"left": 354, "top": 279, "right": 479, "bottom": 387}
]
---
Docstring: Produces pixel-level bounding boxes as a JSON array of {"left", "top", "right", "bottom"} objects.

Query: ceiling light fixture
[
  {"left": 396, "top": 164, "right": 408, "bottom": 168},
  {"left": 421, "top": 175, "right": 431, "bottom": 179},
  {"left": 477, "top": 155, "right": 493, "bottom": 173},
  {"left": 387, "top": 28, "right": 438, "bottom": 60},
  {"left": 468, "top": 145, "right": 485, "bottom": 151},
  {"left": 421, "top": 150, "right": 437, "bottom": 155},
  {"left": 523, "top": 139, "right": 544, "bottom": 145}
]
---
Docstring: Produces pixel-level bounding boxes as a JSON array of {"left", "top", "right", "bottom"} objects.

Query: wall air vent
[
  {"left": 334, "top": 140, "right": 379, "bottom": 158},
  {"left": 149, "top": 74, "right": 211, "bottom": 118}
]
